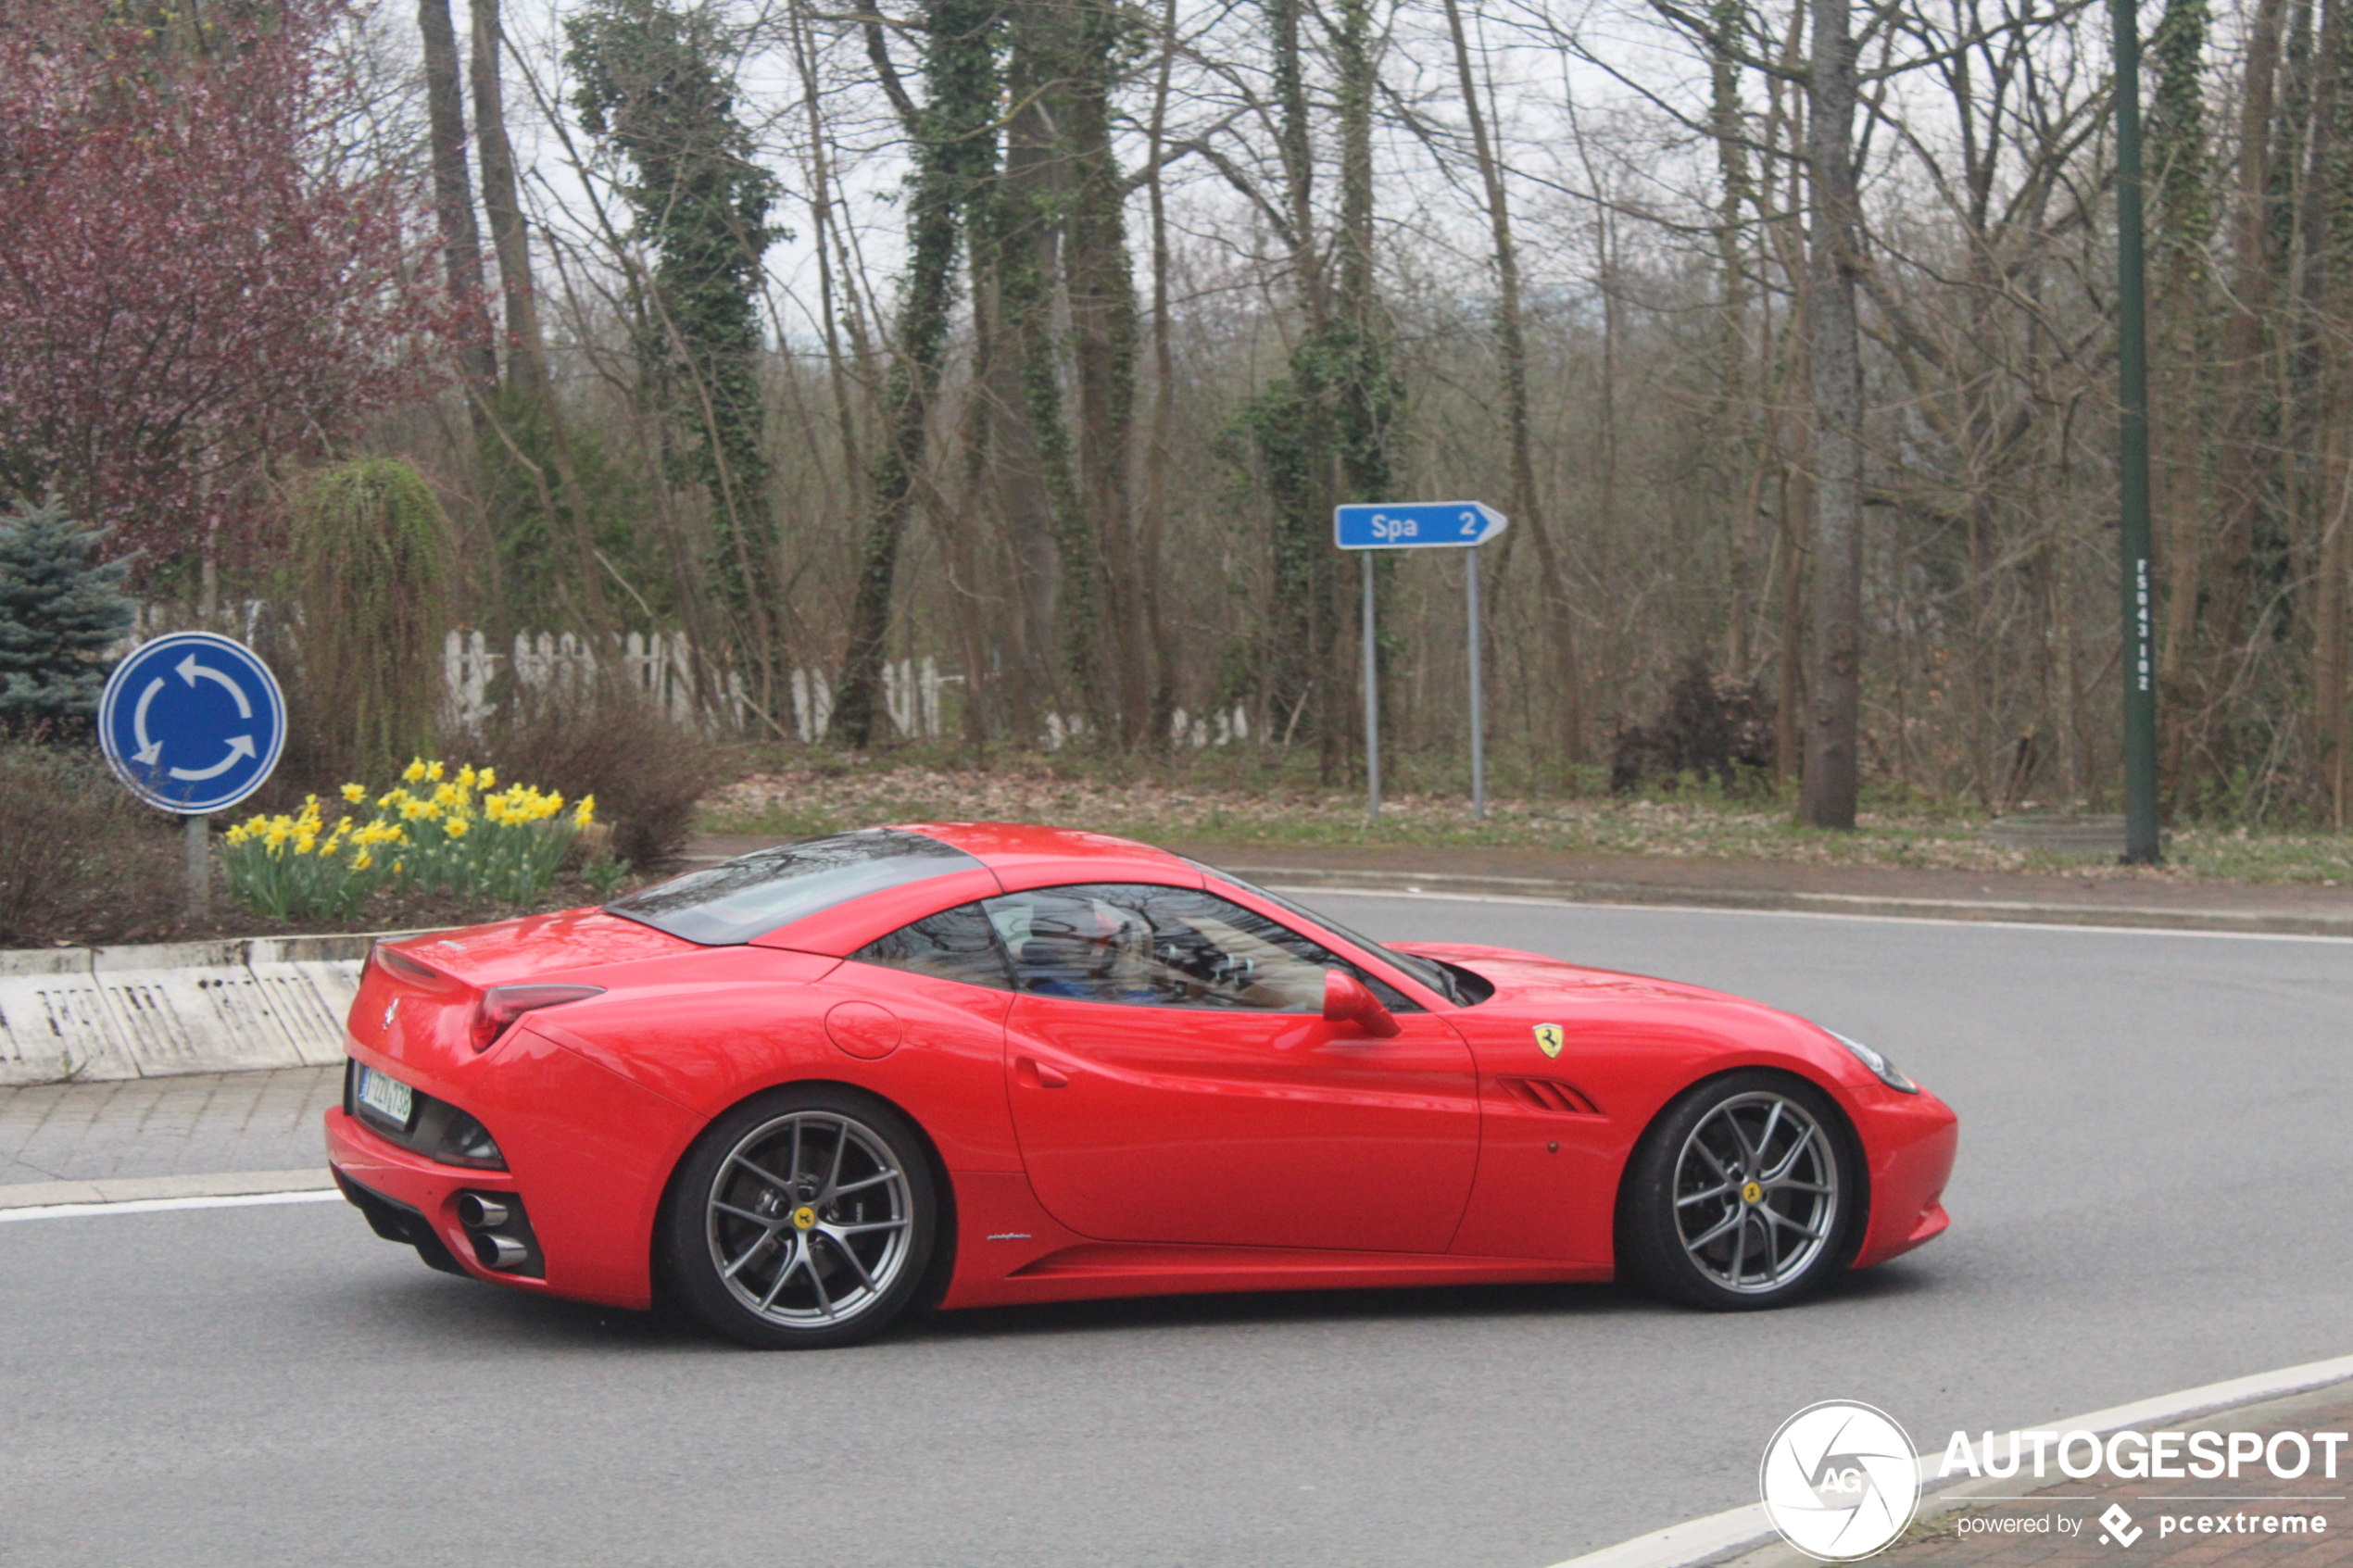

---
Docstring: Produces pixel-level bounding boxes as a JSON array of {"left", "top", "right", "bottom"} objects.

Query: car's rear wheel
[
  {"left": 663, "top": 1085, "right": 937, "bottom": 1348},
  {"left": 1619, "top": 1072, "right": 1858, "bottom": 1310}
]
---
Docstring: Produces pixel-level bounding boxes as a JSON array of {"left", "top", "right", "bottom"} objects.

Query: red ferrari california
[{"left": 326, "top": 823, "right": 1957, "bottom": 1348}]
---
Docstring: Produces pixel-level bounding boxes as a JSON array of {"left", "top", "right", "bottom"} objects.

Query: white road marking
[{"left": 0, "top": 1189, "right": 340, "bottom": 1223}]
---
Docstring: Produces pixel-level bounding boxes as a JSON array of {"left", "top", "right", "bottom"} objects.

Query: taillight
[{"left": 470, "top": 985, "right": 604, "bottom": 1052}]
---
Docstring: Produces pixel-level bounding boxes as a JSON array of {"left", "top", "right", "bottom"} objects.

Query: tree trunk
[
  {"left": 420, "top": 0, "right": 495, "bottom": 404},
  {"left": 830, "top": 0, "right": 995, "bottom": 746},
  {"left": 1137, "top": 0, "right": 1182, "bottom": 749},
  {"left": 2149, "top": 0, "right": 2217, "bottom": 797},
  {"left": 2198, "top": 0, "right": 2288, "bottom": 784},
  {"left": 1441, "top": 0, "right": 1581, "bottom": 769},
  {"left": 1802, "top": 0, "right": 1865, "bottom": 828},
  {"left": 1064, "top": 0, "right": 1146, "bottom": 746},
  {"left": 469, "top": 0, "right": 543, "bottom": 397},
  {"left": 1257, "top": 0, "right": 1335, "bottom": 758}
]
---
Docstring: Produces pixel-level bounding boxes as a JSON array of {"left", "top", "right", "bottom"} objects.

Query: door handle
[{"left": 1016, "top": 1056, "right": 1070, "bottom": 1089}]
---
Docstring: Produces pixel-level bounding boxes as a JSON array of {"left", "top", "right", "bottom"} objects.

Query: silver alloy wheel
[
  {"left": 705, "top": 1111, "right": 914, "bottom": 1328},
  {"left": 1671, "top": 1090, "right": 1840, "bottom": 1294}
]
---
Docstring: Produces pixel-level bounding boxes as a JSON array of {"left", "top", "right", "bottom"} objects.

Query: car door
[{"left": 993, "top": 883, "right": 1479, "bottom": 1253}]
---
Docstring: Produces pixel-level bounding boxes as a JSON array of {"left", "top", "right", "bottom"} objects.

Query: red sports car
[{"left": 326, "top": 823, "right": 1957, "bottom": 1348}]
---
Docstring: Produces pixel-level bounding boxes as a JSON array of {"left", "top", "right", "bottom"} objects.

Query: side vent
[{"left": 1497, "top": 1076, "right": 1602, "bottom": 1116}]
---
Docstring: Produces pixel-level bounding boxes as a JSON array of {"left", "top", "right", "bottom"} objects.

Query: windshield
[
  {"left": 608, "top": 829, "right": 981, "bottom": 946},
  {"left": 1185, "top": 860, "right": 1465, "bottom": 1005}
]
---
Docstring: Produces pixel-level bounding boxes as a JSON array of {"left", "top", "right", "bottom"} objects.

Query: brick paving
[
  {"left": 0, "top": 1064, "right": 339, "bottom": 1185},
  {"left": 1883, "top": 1385, "right": 2353, "bottom": 1566}
]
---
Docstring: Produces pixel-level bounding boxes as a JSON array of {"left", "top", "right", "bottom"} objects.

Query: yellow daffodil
[
  {"left": 351, "top": 850, "right": 373, "bottom": 872},
  {"left": 402, "top": 758, "right": 426, "bottom": 784},
  {"left": 478, "top": 767, "right": 497, "bottom": 789},
  {"left": 573, "top": 795, "right": 597, "bottom": 827},
  {"left": 341, "top": 783, "right": 366, "bottom": 804},
  {"left": 444, "top": 817, "right": 471, "bottom": 839},
  {"left": 458, "top": 765, "right": 477, "bottom": 788},
  {"left": 425, "top": 760, "right": 445, "bottom": 782}
]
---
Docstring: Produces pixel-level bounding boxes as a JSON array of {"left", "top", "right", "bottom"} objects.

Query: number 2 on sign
[{"left": 1460, "top": 511, "right": 1479, "bottom": 536}]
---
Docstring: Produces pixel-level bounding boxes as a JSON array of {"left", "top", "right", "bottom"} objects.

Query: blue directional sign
[
  {"left": 97, "top": 632, "right": 286, "bottom": 814},
  {"left": 1334, "top": 500, "right": 1509, "bottom": 549}
]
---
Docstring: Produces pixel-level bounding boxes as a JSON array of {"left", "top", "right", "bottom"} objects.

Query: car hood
[{"left": 1392, "top": 941, "right": 1738, "bottom": 1009}]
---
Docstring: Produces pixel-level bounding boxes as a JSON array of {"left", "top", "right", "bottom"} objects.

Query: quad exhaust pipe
[
  {"left": 471, "top": 1231, "right": 528, "bottom": 1270},
  {"left": 456, "top": 1193, "right": 509, "bottom": 1230},
  {"left": 456, "top": 1191, "right": 528, "bottom": 1271}
]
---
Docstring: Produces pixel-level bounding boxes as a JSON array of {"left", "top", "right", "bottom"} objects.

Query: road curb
[
  {"left": 1539, "top": 1355, "right": 2353, "bottom": 1568},
  {"left": 1226, "top": 865, "right": 2353, "bottom": 938},
  {"left": 0, "top": 931, "right": 431, "bottom": 1087}
]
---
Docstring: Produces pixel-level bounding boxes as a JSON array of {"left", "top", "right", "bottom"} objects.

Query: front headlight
[{"left": 1828, "top": 1030, "right": 1918, "bottom": 1093}]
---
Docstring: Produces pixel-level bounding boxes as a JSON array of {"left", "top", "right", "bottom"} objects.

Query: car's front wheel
[
  {"left": 1619, "top": 1072, "right": 1859, "bottom": 1310},
  {"left": 662, "top": 1085, "right": 937, "bottom": 1348}
]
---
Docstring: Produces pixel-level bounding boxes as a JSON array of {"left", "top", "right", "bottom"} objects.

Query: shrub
[
  {"left": 289, "top": 458, "right": 453, "bottom": 785},
  {"left": 0, "top": 740, "right": 179, "bottom": 945},
  {"left": 1609, "top": 654, "right": 1778, "bottom": 796},
  {"left": 464, "top": 682, "right": 727, "bottom": 866}
]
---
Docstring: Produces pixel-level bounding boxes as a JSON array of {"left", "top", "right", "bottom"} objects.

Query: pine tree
[{"left": 0, "top": 496, "right": 135, "bottom": 727}]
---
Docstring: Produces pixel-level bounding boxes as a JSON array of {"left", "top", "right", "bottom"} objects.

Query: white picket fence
[
  {"left": 446, "top": 631, "right": 954, "bottom": 743},
  {"left": 787, "top": 659, "right": 947, "bottom": 742},
  {"left": 443, "top": 628, "right": 720, "bottom": 731},
  {"left": 450, "top": 632, "right": 1249, "bottom": 750},
  {"left": 115, "top": 615, "right": 1244, "bottom": 750}
]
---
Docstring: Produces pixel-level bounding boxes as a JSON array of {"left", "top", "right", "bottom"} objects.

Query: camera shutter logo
[{"left": 1759, "top": 1400, "right": 1921, "bottom": 1561}]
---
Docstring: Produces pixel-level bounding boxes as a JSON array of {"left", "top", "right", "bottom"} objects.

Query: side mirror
[{"left": 1323, "top": 970, "right": 1402, "bottom": 1037}]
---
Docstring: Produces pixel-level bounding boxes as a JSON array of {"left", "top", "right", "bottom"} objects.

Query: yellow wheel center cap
[
  {"left": 1741, "top": 1181, "right": 1764, "bottom": 1205},
  {"left": 791, "top": 1205, "right": 818, "bottom": 1230}
]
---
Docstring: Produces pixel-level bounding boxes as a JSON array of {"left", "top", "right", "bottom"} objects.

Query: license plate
[{"left": 356, "top": 1065, "right": 415, "bottom": 1128}]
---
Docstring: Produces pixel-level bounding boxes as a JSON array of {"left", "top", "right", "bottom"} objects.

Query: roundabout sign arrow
[{"left": 99, "top": 632, "right": 285, "bottom": 815}]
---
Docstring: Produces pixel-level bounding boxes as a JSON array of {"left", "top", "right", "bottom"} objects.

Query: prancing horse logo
[{"left": 1533, "top": 1023, "right": 1565, "bottom": 1059}]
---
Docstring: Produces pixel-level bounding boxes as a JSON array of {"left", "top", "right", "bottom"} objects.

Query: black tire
[
  {"left": 661, "top": 1085, "right": 938, "bottom": 1349},
  {"left": 1618, "top": 1071, "right": 1861, "bottom": 1311}
]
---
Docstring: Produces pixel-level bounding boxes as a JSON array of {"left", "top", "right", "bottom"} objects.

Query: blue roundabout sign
[{"left": 97, "top": 632, "right": 286, "bottom": 814}]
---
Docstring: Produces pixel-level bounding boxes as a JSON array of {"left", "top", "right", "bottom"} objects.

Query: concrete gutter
[
  {"left": 1222, "top": 864, "right": 2353, "bottom": 938},
  {"left": 0, "top": 932, "right": 425, "bottom": 1087}
]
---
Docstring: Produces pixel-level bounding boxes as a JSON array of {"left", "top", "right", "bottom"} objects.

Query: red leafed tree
[{"left": 0, "top": 1, "right": 458, "bottom": 571}]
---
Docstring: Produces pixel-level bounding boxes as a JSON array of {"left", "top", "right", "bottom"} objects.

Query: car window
[
  {"left": 606, "top": 828, "right": 981, "bottom": 946},
  {"left": 1181, "top": 859, "right": 1465, "bottom": 1005},
  {"left": 852, "top": 903, "right": 1013, "bottom": 990},
  {"left": 983, "top": 884, "right": 1421, "bottom": 1012}
]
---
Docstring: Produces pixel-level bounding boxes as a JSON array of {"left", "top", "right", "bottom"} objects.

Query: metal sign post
[
  {"left": 1334, "top": 502, "right": 1509, "bottom": 822},
  {"left": 2111, "top": 0, "right": 2161, "bottom": 864},
  {"left": 97, "top": 632, "right": 288, "bottom": 920},
  {"left": 1466, "top": 546, "right": 1485, "bottom": 818},
  {"left": 1362, "top": 553, "right": 1382, "bottom": 820}
]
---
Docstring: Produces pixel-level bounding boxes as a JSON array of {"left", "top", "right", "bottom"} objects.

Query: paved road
[{"left": 2, "top": 897, "right": 2347, "bottom": 1568}]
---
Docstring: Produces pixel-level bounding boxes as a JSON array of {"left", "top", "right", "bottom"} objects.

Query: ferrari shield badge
[{"left": 1533, "top": 1023, "right": 1565, "bottom": 1059}]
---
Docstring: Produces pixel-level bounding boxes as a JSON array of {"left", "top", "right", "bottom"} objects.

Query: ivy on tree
[
  {"left": 565, "top": 0, "right": 782, "bottom": 688},
  {"left": 0, "top": 497, "right": 135, "bottom": 728}
]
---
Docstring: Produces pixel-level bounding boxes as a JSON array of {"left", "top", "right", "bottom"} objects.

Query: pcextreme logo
[{"left": 1760, "top": 1401, "right": 1922, "bottom": 1562}]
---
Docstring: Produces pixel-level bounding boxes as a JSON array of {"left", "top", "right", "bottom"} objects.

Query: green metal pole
[{"left": 2114, "top": 0, "right": 2162, "bottom": 863}]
